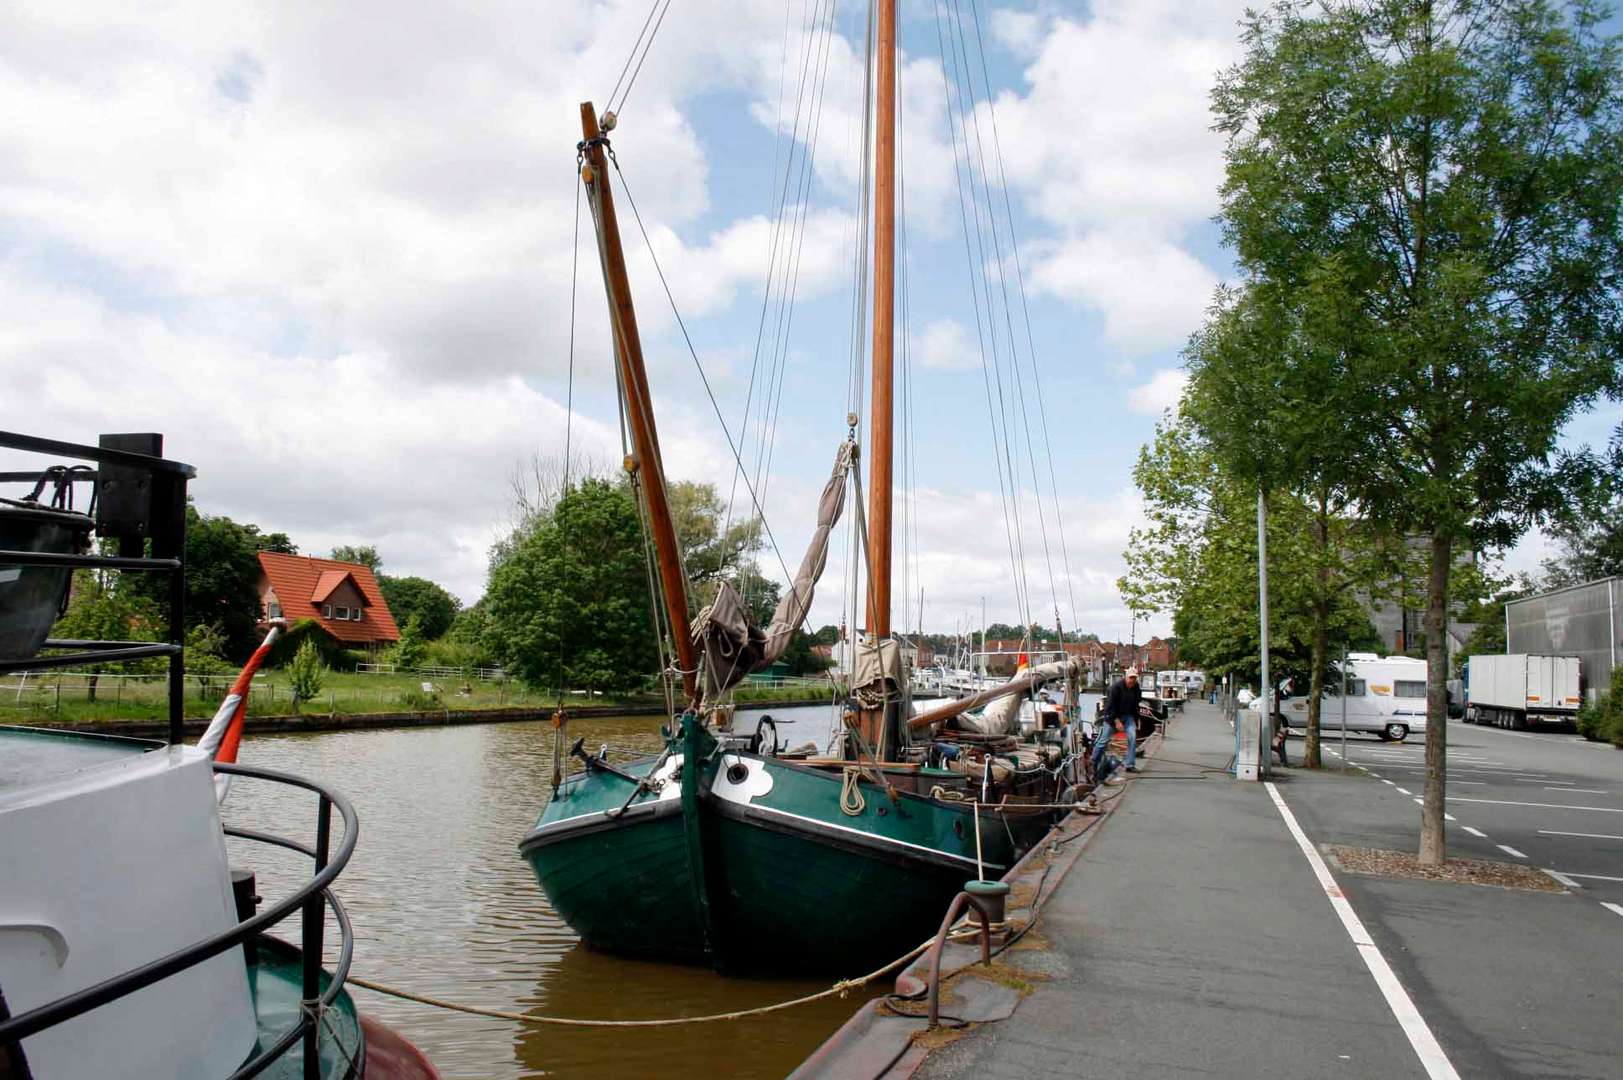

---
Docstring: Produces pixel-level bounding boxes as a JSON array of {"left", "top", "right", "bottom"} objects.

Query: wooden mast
[
  {"left": 851, "top": 0, "right": 897, "bottom": 757},
  {"left": 578, "top": 101, "right": 699, "bottom": 707},
  {"left": 866, "top": 0, "right": 896, "bottom": 641}
]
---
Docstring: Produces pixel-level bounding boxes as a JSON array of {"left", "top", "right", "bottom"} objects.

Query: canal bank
[{"left": 16, "top": 695, "right": 845, "bottom": 739}]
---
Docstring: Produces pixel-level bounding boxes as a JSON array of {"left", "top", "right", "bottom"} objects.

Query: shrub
[
  {"left": 398, "top": 686, "right": 441, "bottom": 712},
  {"left": 1577, "top": 695, "right": 1608, "bottom": 741},
  {"left": 287, "top": 639, "right": 328, "bottom": 709},
  {"left": 269, "top": 619, "right": 344, "bottom": 668}
]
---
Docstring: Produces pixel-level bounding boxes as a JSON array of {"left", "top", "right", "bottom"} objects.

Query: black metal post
[{"left": 302, "top": 797, "right": 331, "bottom": 1080}]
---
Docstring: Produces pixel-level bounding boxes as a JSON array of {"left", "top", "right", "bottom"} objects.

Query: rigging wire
[
  {"left": 948, "top": 0, "right": 1060, "bottom": 636},
  {"left": 606, "top": 0, "right": 676, "bottom": 119},
  {"left": 964, "top": 0, "right": 1080, "bottom": 636},
  {"left": 563, "top": 159, "right": 582, "bottom": 494},
  {"left": 605, "top": 151, "right": 803, "bottom": 602},
  {"left": 931, "top": 0, "right": 1031, "bottom": 632}
]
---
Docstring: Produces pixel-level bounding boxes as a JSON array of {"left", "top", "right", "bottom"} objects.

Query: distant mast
[{"left": 866, "top": 0, "right": 896, "bottom": 641}]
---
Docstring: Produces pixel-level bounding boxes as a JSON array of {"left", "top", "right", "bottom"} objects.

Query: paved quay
[{"left": 917, "top": 701, "right": 1429, "bottom": 1079}]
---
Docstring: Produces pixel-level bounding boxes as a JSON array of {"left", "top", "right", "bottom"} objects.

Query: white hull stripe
[{"left": 1265, "top": 782, "right": 1461, "bottom": 1080}]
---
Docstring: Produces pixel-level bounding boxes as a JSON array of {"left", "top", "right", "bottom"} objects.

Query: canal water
[{"left": 221, "top": 704, "right": 877, "bottom": 1080}]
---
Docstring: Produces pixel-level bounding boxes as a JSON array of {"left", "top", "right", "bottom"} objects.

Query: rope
[
  {"left": 344, "top": 939, "right": 930, "bottom": 1028},
  {"left": 840, "top": 765, "right": 867, "bottom": 816}
]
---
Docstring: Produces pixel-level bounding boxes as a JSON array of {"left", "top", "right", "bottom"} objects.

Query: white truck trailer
[{"left": 1464, "top": 654, "right": 1582, "bottom": 730}]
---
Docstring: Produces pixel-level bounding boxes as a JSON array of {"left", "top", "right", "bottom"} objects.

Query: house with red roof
[{"left": 256, "top": 552, "right": 401, "bottom": 648}]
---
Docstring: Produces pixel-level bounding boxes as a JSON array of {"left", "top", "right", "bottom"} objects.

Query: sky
[{"left": 1, "top": 1, "right": 1617, "bottom": 641}]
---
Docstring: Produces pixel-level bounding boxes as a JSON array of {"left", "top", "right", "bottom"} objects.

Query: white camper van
[{"left": 1274, "top": 653, "right": 1431, "bottom": 742}]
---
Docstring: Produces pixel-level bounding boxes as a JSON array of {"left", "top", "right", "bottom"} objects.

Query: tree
[
  {"left": 1541, "top": 490, "right": 1623, "bottom": 586},
  {"left": 378, "top": 575, "right": 461, "bottom": 639},
  {"left": 1215, "top": 0, "right": 1623, "bottom": 863},
  {"left": 51, "top": 569, "right": 163, "bottom": 699},
  {"left": 129, "top": 503, "right": 276, "bottom": 661},
  {"left": 393, "top": 614, "right": 428, "bottom": 669},
  {"left": 330, "top": 545, "right": 381, "bottom": 571},
  {"left": 287, "top": 638, "right": 327, "bottom": 709},
  {"left": 483, "top": 478, "right": 658, "bottom": 695},
  {"left": 812, "top": 624, "right": 841, "bottom": 646}
]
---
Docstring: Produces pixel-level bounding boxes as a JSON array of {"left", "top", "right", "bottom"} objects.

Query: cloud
[
  {"left": 973, "top": 0, "right": 1249, "bottom": 353},
  {"left": 1127, "top": 368, "right": 1189, "bottom": 417},
  {"left": 1028, "top": 231, "right": 1217, "bottom": 352},
  {"left": 916, "top": 318, "right": 978, "bottom": 370}
]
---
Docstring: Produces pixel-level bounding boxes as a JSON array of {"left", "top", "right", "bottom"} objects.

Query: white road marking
[
  {"left": 1496, "top": 845, "right": 1527, "bottom": 859},
  {"left": 1448, "top": 797, "right": 1623, "bottom": 813},
  {"left": 1537, "top": 780, "right": 1575, "bottom": 785},
  {"left": 1552, "top": 871, "right": 1623, "bottom": 883},
  {"left": 1264, "top": 784, "right": 1461, "bottom": 1080},
  {"left": 1552, "top": 788, "right": 1608, "bottom": 795},
  {"left": 1413, "top": 798, "right": 1425, "bottom": 806},
  {"left": 1382, "top": 779, "right": 1396, "bottom": 786},
  {"left": 1443, "top": 813, "right": 1457, "bottom": 822},
  {"left": 1601, "top": 903, "right": 1623, "bottom": 919},
  {"left": 1543, "top": 869, "right": 1583, "bottom": 888},
  {"left": 1463, "top": 827, "right": 1488, "bottom": 838},
  {"left": 1396, "top": 787, "right": 1414, "bottom": 796},
  {"left": 1538, "top": 830, "right": 1623, "bottom": 841}
]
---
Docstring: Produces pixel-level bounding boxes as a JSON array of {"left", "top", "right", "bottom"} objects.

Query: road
[
  {"left": 1311, "top": 719, "right": 1623, "bottom": 911},
  {"left": 1280, "top": 719, "right": 1623, "bottom": 1077}
]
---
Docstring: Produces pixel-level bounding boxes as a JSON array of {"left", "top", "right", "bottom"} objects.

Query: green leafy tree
[
  {"left": 287, "top": 638, "right": 327, "bottom": 709},
  {"left": 329, "top": 545, "right": 382, "bottom": 571},
  {"left": 378, "top": 575, "right": 461, "bottom": 639},
  {"left": 483, "top": 478, "right": 657, "bottom": 695},
  {"left": 51, "top": 569, "right": 163, "bottom": 699},
  {"left": 129, "top": 502, "right": 289, "bottom": 660},
  {"left": 1541, "top": 490, "right": 1623, "bottom": 586},
  {"left": 812, "top": 624, "right": 841, "bottom": 646},
  {"left": 1213, "top": 0, "right": 1623, "bottom": 864},
  {"left": 393, "top": 614, "right": 428, "bottom": 669}
]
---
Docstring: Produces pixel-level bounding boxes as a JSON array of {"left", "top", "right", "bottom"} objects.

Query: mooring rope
[{"left": 345, "top": 940, "right": 931, "bottom": 1028}]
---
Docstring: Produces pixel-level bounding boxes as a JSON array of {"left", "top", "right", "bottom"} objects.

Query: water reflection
[{"left": 222, "top": 703, "right": 872, "bottom": 1079}]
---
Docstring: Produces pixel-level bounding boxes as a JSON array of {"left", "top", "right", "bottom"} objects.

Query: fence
[{"left": 356, "top": 663, "right": 507, "bottom": 680}]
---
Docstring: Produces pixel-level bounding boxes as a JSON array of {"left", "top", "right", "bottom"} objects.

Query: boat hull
[{"left": 519, "top": 724, "right": 1056, "bottom": 974}]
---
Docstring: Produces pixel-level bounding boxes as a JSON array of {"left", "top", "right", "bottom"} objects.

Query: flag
[{"left": 197, "top": 620, "right": 284, "bottom": 802}]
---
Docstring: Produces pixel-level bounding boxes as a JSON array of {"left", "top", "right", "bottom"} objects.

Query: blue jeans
[{"left": 1091, "top": 715, "right": 1137, "bottom": 775}]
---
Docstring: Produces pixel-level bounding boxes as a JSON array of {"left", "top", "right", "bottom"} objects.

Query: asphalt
[
  {"left": 912, "top": 704, "right": 1623, "bottom": 1079},
  {"left": 1286, "top": 720, "right": 1623, "bottom": 1078},
  {"left": 917, "top": 702, "right": 1429, "bottom": 1080}
]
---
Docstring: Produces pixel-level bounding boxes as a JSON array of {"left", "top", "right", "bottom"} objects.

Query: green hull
[{"left": 520, "top": 719, "right": 1056, "bottom": 974}]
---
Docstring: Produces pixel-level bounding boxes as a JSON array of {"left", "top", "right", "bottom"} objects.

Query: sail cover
[{"left": 694, "top": 442, "right": 851, "bottom": 701}]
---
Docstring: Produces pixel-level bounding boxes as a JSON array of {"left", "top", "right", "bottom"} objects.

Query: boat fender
[{"left": 932, "top": 741, "right": 961, "bottom": 762}]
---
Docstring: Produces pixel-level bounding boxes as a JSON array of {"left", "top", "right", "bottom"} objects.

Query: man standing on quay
[{"left": 1093, "top": 667, "right": 1143, "bottom": 777}]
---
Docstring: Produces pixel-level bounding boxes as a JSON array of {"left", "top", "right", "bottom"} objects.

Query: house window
[
  {"left": 1394, "top": 680, "right": 1427, "bottom": 698},
  {"left": 323, "top": 605, "right": 333, "bottom": 618},
  {"left": 266, "top": 599, "right": 282, "bottom": 619},
  {"left": 351, "top": 608, "right": 363, "bottom": 621},
  {"left": 335, "top": 606, "right": 350, "bottom": 620}
]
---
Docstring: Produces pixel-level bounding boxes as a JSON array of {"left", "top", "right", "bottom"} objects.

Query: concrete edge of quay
[{"left": 791, "top": 724, "right": 1172, "bottom": 1080}]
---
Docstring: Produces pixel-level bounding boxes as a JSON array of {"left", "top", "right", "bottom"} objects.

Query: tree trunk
[
  {"left": 1306, "top": 601, "right": 1326, "bottom": 769},
  {"left": 1418, "top": 531, "right": 1452, "bottom": 866}
]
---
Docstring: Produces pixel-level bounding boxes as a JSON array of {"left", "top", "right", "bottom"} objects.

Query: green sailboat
[{"left": 520, "top": 4, "right": 1082, "bottom": 975}]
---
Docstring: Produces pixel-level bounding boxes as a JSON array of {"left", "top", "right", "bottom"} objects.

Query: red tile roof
[
  {"left": 310, "top": 569, "right": 353, "bottom": 604},
  {"left": 257, "top": 552, "right": 400, "bottom": 645}
]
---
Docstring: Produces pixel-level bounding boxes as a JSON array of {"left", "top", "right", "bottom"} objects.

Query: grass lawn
[{"left": 0, "top": 668, "right": 837, "bottom": 726}]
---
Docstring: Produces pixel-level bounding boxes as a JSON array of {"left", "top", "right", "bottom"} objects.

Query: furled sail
[{"left": 694, "top": 442, "right": 851, "bottom": 701}]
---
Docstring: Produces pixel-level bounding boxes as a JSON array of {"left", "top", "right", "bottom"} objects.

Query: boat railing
[
  {"left": 0, "top": 430, "right": 194, "bottom": 744},
  {"left": 0, "top": 760, "right": 360, "bottom": 1080}
]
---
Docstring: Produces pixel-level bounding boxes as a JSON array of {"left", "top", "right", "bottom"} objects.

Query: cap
[{"left": 1126, "top": 666, "right": 1140, "bottom": 677}]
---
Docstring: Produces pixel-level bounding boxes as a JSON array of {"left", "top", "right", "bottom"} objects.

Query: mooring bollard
[{"left": 924, "top": 879, "right": 1012, "bottom": 1028}]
